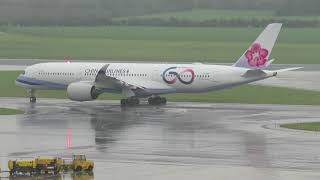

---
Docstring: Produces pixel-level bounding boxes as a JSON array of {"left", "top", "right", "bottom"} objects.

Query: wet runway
[{"left": 1, "top": 98, "right": 320, "bottom": 179}]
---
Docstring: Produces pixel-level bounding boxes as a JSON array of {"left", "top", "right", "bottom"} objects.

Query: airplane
[{"left": 16, "top": 23, "right": 301, "bottom": 106}]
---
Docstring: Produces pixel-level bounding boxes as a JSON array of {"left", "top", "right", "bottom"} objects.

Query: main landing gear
[
  {"left": 120, "top": 97, "right": 140, "bottom": 107},
  {"left": 120, "top": 96, "right": 167, "bottom": 107},
  {"left": 148, "top": 96, "right": 167, "bottom": 106}
]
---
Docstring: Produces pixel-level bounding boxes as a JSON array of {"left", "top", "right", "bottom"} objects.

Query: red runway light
[{"left": 67, "top": 128, "right": 71, "bottom": 149}]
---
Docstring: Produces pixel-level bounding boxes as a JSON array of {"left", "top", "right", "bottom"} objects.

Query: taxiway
[{"left": 0, "top": 98, "right": 320, "bottom": 179}]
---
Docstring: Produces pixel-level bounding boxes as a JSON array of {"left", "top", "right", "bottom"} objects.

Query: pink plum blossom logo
[{"left": 245, "top": 43, "right": 269, "bottom": 67}]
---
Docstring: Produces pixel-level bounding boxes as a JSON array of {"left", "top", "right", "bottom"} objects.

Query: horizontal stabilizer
[
  {"left": 274, "top": 67, "right": 303, "bottom": 73},
  {"left": 242, "top": 66, "right": 302, "bottom": 78}
]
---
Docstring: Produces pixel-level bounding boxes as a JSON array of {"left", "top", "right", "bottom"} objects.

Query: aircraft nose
[
  {"left": 16, "top": 73, "right": 25, "bottom": 83},
  {"left": 16, "top": 69, "right": 26, "bottom": 79},
  {"left": 15, "top": 69, "right": 28, "bottom": 86}
]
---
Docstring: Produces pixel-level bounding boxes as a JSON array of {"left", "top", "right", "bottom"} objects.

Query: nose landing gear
[
  {"left": 30, "top": 97, "right": 36, "bottom": 103},
  {"left": 28, "top": 89, "right": 36, "bottom": 103}
]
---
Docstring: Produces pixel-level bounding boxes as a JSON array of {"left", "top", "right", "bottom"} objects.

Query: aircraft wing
[{"left": 94, "top": 65, "right": 172, "bottom": 91}]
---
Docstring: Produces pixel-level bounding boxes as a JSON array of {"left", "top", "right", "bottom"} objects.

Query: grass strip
[
  {"left": 280, "top": 122, "right": 320, "bottom": 132},
  {"left": 0, "top": 108, "right": 23, "bottom": 115}
]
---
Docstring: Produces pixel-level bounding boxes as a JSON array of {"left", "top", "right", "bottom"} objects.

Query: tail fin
[{"left": 233, "top": 23, "right": 282, "bottom": 69}]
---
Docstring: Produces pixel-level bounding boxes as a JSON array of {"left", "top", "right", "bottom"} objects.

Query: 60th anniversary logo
[{"left": 162, "top": 67, "right": 195, "bottom": 85}]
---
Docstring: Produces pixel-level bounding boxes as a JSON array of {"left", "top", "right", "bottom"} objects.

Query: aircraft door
[{"left": 152, "top": 66, "right": 161, "bottom": 81}]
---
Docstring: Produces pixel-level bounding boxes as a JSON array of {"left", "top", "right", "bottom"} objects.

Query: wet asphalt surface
[{"left": 1, "top": 98, "right": 320, "bottom": 179}]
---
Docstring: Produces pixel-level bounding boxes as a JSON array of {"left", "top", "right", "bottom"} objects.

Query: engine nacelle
[{"left": 67, "top": 82, "right": 99, "bottom": 101}]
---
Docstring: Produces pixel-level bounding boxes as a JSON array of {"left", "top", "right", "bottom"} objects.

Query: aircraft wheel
[
  {"left": 120, "top": 99, "right": 127, "bottom": 107},
  {"left": 154, "top": 97, "right": 161, "bottom": 105},
  {"left": 30, "top": 97, "right": 36, "bottom": 103},
  {"left": 148, "top": 97, "right": 157, "bottom": 105},
  {"left": 161, "top": 97, "right": 167, "bottom": 105},
  {"left": 121, "top": 97, "right": 139, "bottom": 107},
  {"left": 148, "top": 96, "right": 166, "bottom": 106},
  {"left": 134, "top": 98, "right": 140, "bottom": 105}
]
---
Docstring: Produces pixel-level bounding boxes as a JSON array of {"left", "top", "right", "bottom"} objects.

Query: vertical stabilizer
[{"left": 233, "top": 23, "right": 282, "bottom": 69}]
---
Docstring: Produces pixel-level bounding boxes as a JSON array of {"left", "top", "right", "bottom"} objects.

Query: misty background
[{"left": 0, "top": 0, "right": 319, "bottom": 26}]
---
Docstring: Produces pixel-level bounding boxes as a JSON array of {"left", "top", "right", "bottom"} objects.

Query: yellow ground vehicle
[
  {"left": 71, "top": 155, "right": 94, "bottom": 172},
  {"left": 34, "top": 157, "right": 63, "bottom": 174},
  {"left": 8, "top": 159, "right": 36, "bottom": 175},
  {"left": 7, "top": 155, "right": 93, "bottom": 176},
  {"left": 8, "top": 157, "right": 63, "bottom": 175}
]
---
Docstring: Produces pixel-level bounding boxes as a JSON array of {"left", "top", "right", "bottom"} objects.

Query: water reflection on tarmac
[
  {"left": 1, "top": 172, "right": 93, "bottom": 180},
  {"left": 1, "top": 98, "right": 320, "bottom": 179}
]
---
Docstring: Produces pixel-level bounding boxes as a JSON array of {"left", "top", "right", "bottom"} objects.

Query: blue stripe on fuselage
[
  {"left": 16, "top": 75, "right": 67, "bottom": 89},
  {"left": 16, "top": 75, "right": 121, "bottom": 93}
]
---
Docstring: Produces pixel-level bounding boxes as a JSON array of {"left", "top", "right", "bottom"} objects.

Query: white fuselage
[{"left": 16, "top": 62, "right": 274, "bottom": 98}]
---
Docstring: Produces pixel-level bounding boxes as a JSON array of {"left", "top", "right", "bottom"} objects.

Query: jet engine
[{"left": 67, "top": 82, "right": 99, "bottom": 101}]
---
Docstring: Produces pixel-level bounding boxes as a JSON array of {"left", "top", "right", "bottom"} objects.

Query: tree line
[
  {"left": 0, "top": 0, "right": 319, "bottom": 26},
  {"left": 113, "top": 17, "right": 320, "bottom": 28}
]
